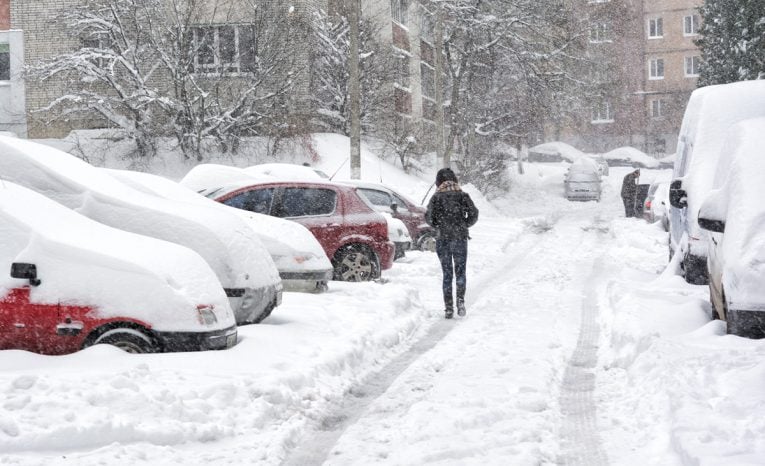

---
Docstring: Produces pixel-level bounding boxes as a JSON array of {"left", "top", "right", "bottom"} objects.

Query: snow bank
[{"left": 0, "top": 183, "right": 233, "bottom": 332}]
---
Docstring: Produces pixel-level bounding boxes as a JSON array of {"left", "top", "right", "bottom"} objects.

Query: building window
[
  {"left": 420, "top": 12, "right": 434, "bottom": 43},
  {"left": 589, "top": 23, "right": 610, "bottom": 43},
  {"left": 391, "top": 0, "right": 408, "bottom": 26},
  {"left": 649, "top": 58, "right": 664, "bottom": 80},
  {"left": 648, "top": 18, "right": 663, "bottom": 38},
  {"left": 685, "top": 55, "right": 701, "bottom": 77},
  {"left": 0, "top": 43, "right": 8, "bottom": 81},
  {"left": 684, "top": 14, "right": 700, "bottom": 36},
  {"left": 192, "top": 25, "right": 257, "bottom": 74},
  {"left": 588, "top": 0, "right": 610, "bottom": 3},
  {"left": 592, "top": 101, "right": 613, "bottom": 123},
  {"left": 393, "top": 48, "right": 411, "bottom": 89},
  {"left": 650, "top": 99, "right": 664, "bottom": 118},
  {"left": 420, "top": 62, "right": 435, "bottom": 100}
]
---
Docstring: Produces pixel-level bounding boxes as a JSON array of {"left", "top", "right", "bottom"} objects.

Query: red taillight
[{"left": 645, "top": 200, "right": 652, "bottom": 209}]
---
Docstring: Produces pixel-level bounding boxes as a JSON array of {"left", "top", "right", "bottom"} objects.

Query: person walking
[
  {"left": 425, "top": 168, "right": 479, "bottom": 319},
  {"left": 621, "top": 169, "right": 640, "bottom": 217}
]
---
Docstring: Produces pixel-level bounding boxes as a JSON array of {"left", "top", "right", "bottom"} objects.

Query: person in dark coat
[
  {"left": 621, "top": 169, "right": 640, "bottom": 217},
  {"left": 425, "top": 168, "right": 479, "bottom": 319}
]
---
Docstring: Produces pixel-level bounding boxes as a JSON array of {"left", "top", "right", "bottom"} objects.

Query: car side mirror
[
  {"left": 11, "top": 263, "right": 41, "bottom": 287},
  {"left": 390, "top": 202, "right": 398, "bottom": 213},
  {"left": 669, "top": 179, "right": 687, "bottom": 209},
  {"left": 698, "top": 217, "right": 725, "bottom": 233}
]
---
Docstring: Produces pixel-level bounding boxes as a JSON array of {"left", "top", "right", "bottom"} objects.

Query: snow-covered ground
[{"left": 1, "top": 138, "right": 764, "bottom": 465}]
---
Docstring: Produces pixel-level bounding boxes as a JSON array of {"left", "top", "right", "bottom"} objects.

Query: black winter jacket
[{"left": 425, "top": 190, "right": 479, "bottom": 240}]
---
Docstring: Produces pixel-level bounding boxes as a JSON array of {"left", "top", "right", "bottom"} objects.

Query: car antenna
[
  {"left": 421, "top": 182, "right": 435, "bottom": 205},
  {"left": 329, "top": 158, "right": 349, "bottom": 181}
]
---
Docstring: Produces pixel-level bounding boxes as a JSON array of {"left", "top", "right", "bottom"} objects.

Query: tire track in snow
[
  {"left": 558, "top": 253, "right": 609, "bottom": 466},
  {"left": 281, "top": 220, "right": 556, "bottom": 466}
]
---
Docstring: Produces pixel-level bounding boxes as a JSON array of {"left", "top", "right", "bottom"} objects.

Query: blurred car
[
  {"left": 106, "top": 169, "right": 333, "bottom": 293},
  {"left": 181, "top": 165, "right": 395, "bottom": 282},
  {"left": 698, "top": 118, "right": 765, "bottom": 338},
  {"left": 0, "top": 136, "right": 282, "bottom": 325},
  {"left": 669, "top": 80, "right": 765, "bottom": 284},
  {"left": 591, "top": 156, "right": 609, "bottom": 176},
  {"left": 564, "top": 159, "right": 602, "bottom": 202},
  {"left": 338, "top": 180, "right": 436, "bottom": 252},
  {"left": 0, "top": 182, "right": 237, "bottom": 354},
  {"left": 382, "top": 213, "right": 412, "bottom": 260},
  {"left": 643, "top": 181, "right": 670, "bottom": 231}
]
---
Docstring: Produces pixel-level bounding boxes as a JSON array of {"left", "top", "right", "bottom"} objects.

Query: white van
[
  {"left": 669, "top": 80, "right": 765, "bottom": 284},
  {"left": 0, "top": 136, "right": 282, "bottom": 324}
]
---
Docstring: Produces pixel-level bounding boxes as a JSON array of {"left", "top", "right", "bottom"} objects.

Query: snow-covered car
[
  {"left": 106, "top": 169, "right": 333, "bottom": 293},
  {"left": 0, "top": 182, "right": 237, "bottom": 354},
  {"left": 0, "top": 136, "right": 281, "bottom": 325},
  {"left": 382, "top": 213, "right": 412, "bottom": 260},
  {"left": 181, "top": 165, "right": 395, "bottom": 282},
  {"left": 668, "top": 80, "right": 765, "bottom": 284},
  {"left": 643, "top": 181, "right": 670, "bottom": 232},
  {"left": 602, "top": 147, "right": 659, "bottom": 168},
  {"left": 339, "top": 180, "right": 436, "bottom": 252},
  {"left": 564, "top": 159, "right": 601, "bottom": 202},
  {"left": 528, "top": 142, "right": 584, "bottom": 163},
  {"left": 591, "top": 156, "right": 609, "bottom": 176},
  {"left": 698, "top": 118, "right": 765, "bottom": 338}
]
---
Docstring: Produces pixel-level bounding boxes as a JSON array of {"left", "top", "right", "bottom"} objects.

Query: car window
[
  {"left": 391, "top": 193, "right": 410, "bottom": 212},
  {"left": 222, "top": 188, "right": 274, "bottom": 214},
  {"left": 358, "top": 188, "right": 392, "bottom": 208},
  {"left": 278, "top": 188, "right": 336, "bottom": 218}
]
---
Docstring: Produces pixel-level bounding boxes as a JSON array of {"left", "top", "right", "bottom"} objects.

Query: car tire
[
  {"left": 682, "top": 253, "right": 708, "bottom": 285},
  {"left": 416, "top": 232, "right": 437, "bottom": 252},
  {"left": 92, "top": 328, "right": 156, "bottom": 354},
  {"left": 709, "top": 289, "right": 720, "bottom": 320},
  {"left": 333, "top": 245, "right": 379, "bottom": 282}
]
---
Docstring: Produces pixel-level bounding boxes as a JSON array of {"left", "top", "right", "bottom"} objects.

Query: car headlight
[{"left": 197, "top": 305, "right": 218, "bottom": 326}]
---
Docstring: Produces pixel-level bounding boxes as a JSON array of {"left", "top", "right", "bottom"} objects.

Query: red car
[
  {"left": 339, "top": 180, "right": 436, "bottom": 251},
  {"left": 212, "top": 180, "right": 395, "bottom": 282}
]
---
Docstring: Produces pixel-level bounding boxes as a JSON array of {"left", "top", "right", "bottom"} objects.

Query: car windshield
[{"left": 568, "top": 174, "right": 599, "bottom": 182}]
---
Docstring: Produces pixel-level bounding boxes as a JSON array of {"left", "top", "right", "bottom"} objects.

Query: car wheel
[
  {"left": 93, "top": 328, "right": 156, "bottom": 354},
  {"left": 709, "top": 289, "right": 720, "bottom": 320},
  {"left": 333, "top": 245, "right": 379, "bottom": 282},
  {"left": 417, "top": 232, "right": 437, "bottom": 252},
  {"left": 682, "top": 253, "right": 708, "bottom": 285}
]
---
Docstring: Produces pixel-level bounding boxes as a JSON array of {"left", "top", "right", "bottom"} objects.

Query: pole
[
  {"left": 433, "top": 7, "right": 447, "bottom": 168},
  {"left": 349, "top": 0, "right": 361, "bottom": 179}
]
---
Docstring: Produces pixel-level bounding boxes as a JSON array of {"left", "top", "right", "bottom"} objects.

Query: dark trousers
[
  {"left": 622, "top": 196, "right": 636, "bottom": 217},
  {"left": 436, "top": 239, "right": 468, "bottom": 309}
]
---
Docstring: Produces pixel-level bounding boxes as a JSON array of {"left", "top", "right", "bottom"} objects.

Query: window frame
[
  {"left": 589, "top": 23, "right": 611, "bottom": 43},
  {"left": 591, "top": 101, "right": 614, "bottom": 124},
  {"left": 684, "top": 55, "right": 701, "bottom": 77},
  {"left": 683, "top": 14, "right": 700, "bottom": 36},
  {"left": 650, "top": 99, "right": 664, "bottom": 118},
  {"left": 647, "top": 17, "right": 663, "bottom": 39},
  {"left": 192, "top": 24, "right": 257, "bottom": 75},
  {"left": 648, "top": 58, "right": 665, "bottom": 80},
  {"left": 391, "top": 0, "right": 409, "bottom": 26}
]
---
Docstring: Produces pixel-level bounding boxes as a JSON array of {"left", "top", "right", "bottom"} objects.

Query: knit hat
[{"left": 436, "top": 168, "right": 458, "bottom": 187}]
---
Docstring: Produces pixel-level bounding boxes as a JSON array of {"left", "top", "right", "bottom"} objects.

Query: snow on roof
[
  {"left": 181, "top": 164, "right": 273, "bottom": 198},
  {"left": 107, "top": 169, "right": 330, "bottom": 275},
  {"left": 245, "top": 163, "right": 328, "bottom": 181},
  {"left": 602, "top": 147, "right": 659, "bottom": 168},
  {"left": 529, "top": 142, "right": 585, "bottom": 162},
  {"left": 0, "top": 136, "right": 278, "bottom": 292},
  {"left": 0, "top": 182, "right": 233, "bottom": 331}
]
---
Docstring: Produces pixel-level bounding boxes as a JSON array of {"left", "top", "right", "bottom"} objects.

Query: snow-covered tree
[
  {"left": 697, "top": 0, "right": 765, "bottom": 86},
  {"left": 27, "top": 0, "right": 303, "bottom": 159}
]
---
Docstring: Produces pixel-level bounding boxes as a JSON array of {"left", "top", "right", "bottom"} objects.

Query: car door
[
  {"left": 274, "top": 187, "right": 341, "bottom": 258},
  {"left": 0, "top": 287, "right": 62, "bottom": 353}
]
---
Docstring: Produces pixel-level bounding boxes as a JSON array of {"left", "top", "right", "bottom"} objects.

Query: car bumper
[
  {"left": 279, "top": 268, "right": 333, "bottom": 293},
  {"left": 154, "top": 325, "right": 238, "bottom": 352},
  {"left": 279, "top": 269, "right": 333, "bottom": 282},
  {"left": 226, "top": 283, "right": 283, "bottom": 325},
  {"left": 379, "top": 240, "right": 395, "bottom": 271},
  {"left": 726, "top": 309, "right": 765, "bottom": 339}
]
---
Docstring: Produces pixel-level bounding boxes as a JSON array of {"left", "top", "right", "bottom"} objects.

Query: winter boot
[
  {"left": 457, "top": 298, "right": 466, "bottom": 317},
  {"left": 444, "top": 295, "right": 454, "bottom": 319}
]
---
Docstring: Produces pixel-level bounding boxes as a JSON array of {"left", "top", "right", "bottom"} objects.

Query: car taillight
[
  {"left": 197, "top": 305, "right": 218, "bottom": 326},
  {"left": 645, "top": 200, "right": 652, "bottom": 209}
]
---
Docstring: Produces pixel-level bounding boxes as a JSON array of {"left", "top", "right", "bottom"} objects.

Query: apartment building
[
  {"left": 0, "top": 0, "right": 26, "bottom": 137},
  {"left": 561, "top": 0, "right": 702, "bottom": 156}
]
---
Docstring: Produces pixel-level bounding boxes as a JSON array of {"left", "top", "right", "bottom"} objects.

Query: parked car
[
  {"left": 564, "top": 159, "right": 602, "bottom": 202},
  {"left": 0, "top": 136, "right": 282, "bottom": 324},
  {"left": 181, "top": 165, "right": 395, "bottom": 282},
  {"left": 643, "top": 181, "right": 670, "bottom": 232},
  {"left": 698, "top": 118, "right": 765, "bottom": 338},
  {"left": 591, "top": 156, "right": 610, "bottom": 176},
  {"left": 338, "top": 180, "right": 436, "bottom": 252},
  {"left": 669, "top": 80, "right": 765, "bottom": 284},
  {"left": 245, "top": 163, "right": 330, "bottom": 181},
  {"left": 106, "top": 169, "right": 333, "bottom": 293},
  {"left": 383, "top": 213, "right": 412, "bottom": 260},
  {"left": 0, "top": 182, "right": 237, "bottom": 354}
]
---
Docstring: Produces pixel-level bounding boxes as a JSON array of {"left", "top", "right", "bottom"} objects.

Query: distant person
[
  {"left": 621, "top": 169, "right": 640, "bottom": 217},
  {"left": 425, "top": 168, "right": 479, "bottom": 319}
]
